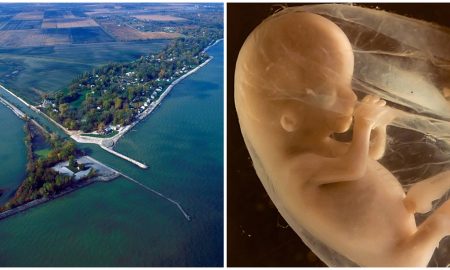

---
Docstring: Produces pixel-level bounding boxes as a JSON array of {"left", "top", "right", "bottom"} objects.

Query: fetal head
[{"left": 235, "top": 10, "right": 357, "bottom": 133}]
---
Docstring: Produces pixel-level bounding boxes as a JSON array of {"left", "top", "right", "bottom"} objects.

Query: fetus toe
[{"left": 403, "top": 193, "right": 433, "bottom": 214}]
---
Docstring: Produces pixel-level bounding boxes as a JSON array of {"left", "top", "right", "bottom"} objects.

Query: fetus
[{"left": 235, "top": 10, "right": 450, "bottom": 267}]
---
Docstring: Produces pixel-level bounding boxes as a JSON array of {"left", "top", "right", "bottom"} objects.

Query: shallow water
[{"left": 0, "top": 40, "right": 223, "bottom": 266}]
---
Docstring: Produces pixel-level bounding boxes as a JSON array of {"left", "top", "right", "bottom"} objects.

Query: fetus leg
[
  {"left": 396, "top": 200, "right": 450, "bottom": 267},
  {"left": 403, "top": 171, "right": 450, "bottom": 214}
]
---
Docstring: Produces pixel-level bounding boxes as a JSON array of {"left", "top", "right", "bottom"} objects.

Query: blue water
[
  {"left": 0, "top": 40, "right": 223, "bottom": 266},
  {"left": 0, "top": 105, "right": 27, "bottom": 205}
]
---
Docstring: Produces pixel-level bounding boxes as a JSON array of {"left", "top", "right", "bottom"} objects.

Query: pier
[{"left": 100, "top": 145, "right": 148, "bottom": 169}]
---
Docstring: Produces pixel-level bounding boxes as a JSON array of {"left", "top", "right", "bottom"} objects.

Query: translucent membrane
[{"left": 287, "top": 5, "right": 450, "bottom": 266}]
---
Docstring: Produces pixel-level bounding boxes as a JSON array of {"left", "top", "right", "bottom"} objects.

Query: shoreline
[{"left": 202, "top": 38, "right": 223, "bottom": 53}]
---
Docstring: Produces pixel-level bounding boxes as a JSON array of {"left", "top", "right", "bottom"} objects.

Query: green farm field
[{"left": 0, "top": 40, "right": 169, "bottom": 104}]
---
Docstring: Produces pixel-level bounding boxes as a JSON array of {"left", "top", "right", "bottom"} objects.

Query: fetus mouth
[
  {"left": 336, "top": 107, "right": 354, "bottom": 118},
  {"left": 335, "top": 112, "right": 353, "bottom": 120}
]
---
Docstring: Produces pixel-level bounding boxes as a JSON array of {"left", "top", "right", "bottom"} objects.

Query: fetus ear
[{"left": 280, "top": 113, "right": 298, "bottom": 132}]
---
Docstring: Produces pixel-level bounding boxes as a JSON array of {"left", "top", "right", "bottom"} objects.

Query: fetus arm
[
  {"left": 369, "top": 104, "right": 399, "bottom": 160},
  {"left": 369, "top": 125, "right": 387, "bottom": 160},
  {"left": 404, "top": 171, "right": 450, "bottom": 214},
  {"left": 331, "top": 105, "right": 396, "bottom": 160},
  {"left": 308, "top": 117, "right": 372, "bottom": 185},
  {"left": 307, "top": 96, "right": 387, "bottom": 185},
  {"left": 329, "top": 125, "right": 386, "bottom": 160}
]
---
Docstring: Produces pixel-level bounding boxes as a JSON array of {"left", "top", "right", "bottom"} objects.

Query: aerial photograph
[{"left": 0, "top": 3, "right": 223, "bottom": 266}]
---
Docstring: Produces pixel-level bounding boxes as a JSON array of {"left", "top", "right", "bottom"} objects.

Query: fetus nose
[
  {"left": 343, "top": 90, "right": 357, "bottom": 104},
  {"left": 336, "top": 89, "right": 357, "bottom": 115}
]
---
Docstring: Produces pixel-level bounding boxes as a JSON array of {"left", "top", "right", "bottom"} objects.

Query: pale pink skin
[{"left": 235, "top": 11, "right": 450, "bottom": 267}]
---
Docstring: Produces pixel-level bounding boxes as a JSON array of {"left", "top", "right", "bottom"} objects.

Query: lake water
[
  {"left": 0, "top": 105, "right": 26, "bottom": 205},
  {"left": 0, "top": 40, "right": 223, "bottom": 266}
]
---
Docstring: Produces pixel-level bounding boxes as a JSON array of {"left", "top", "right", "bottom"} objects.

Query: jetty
[
  {"left": 100, "top": 145, "right": 148, "bottom": 169},
  {"left": 0, "top": 95, "right": 26, "bottom": 119},
  {"left": 82, "top": 156, "right": 190, "bottom": 221},
  {"left": 120, "top": 172, "right": 191, "bottom": 221}
]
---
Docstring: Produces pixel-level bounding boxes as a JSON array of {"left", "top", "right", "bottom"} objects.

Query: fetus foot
[
  {"left": 397, "top": 199, "right": 450, "bottom": 266},
  {"left": 404, "top": 170, "right": 450, "bottom": 214}
]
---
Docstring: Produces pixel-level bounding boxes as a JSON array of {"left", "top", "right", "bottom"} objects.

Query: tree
[
  {"left": 59, "top": 103, "right": 69, "bottom": 116},
  {"left": 60, "top": 141, "right": 76, "bottom": 160},
  {"left": 97, "top": 122, "right": 106, "bottom": 133},
  {"left": 114, "top": 97, "right": 123, "bottom": 110},
  {"left": 67, "top": 120, "right": 78, "bottom": 130},
  {"left": 55, "top": 175, "right": 62, "bottom": 186},
  {"left": 159, "top": 68, "right": 166, "bottom": 78},
  {"left": 68, "top": 155, "right": 77, "bottom": 169}
]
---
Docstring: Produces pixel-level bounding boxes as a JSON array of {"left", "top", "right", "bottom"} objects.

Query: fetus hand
[
  {"left": 354, "top": 95, "right": 390, "bottom": 129},
  {"left": 354, "top": 95, "right": 395, "bottom": 160}
]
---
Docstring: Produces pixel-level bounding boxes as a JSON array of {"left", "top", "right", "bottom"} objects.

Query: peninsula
[
  {"left": 40, "top": 37, "right": 221, "bottom": 150},
  {"left": 0, "top": 117, "right": 120, "bottom": 218}
]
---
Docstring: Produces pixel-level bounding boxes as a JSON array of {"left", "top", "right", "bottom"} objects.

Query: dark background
[{"left": 227, "top": 3, "right": 450, "bottom": 267}]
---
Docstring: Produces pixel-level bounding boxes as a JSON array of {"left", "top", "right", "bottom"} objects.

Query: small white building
[
  {"left": 52, "top": 161, "right": 92, "bottom": 181},
  {"left": 41, "top": 99, "right": 51, "bottom": 108},
  {"left": 74, "top": 168, "right": 92, "bottom": 180},
  {"left": 58, "top": 167, "right": 74, "bottom": 177}
]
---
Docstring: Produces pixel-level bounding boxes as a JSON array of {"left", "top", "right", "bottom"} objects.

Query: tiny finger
[
  {"left": 362, "top": 95, "right": 373, "bottom": 102},
  {"left": 376, "top": 99, "right": 386, "bottom": 106}
]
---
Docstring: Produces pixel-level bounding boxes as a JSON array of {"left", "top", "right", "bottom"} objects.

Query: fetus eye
[{"left": 303, "top": 87, "right": 336, "bottom": 108}]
